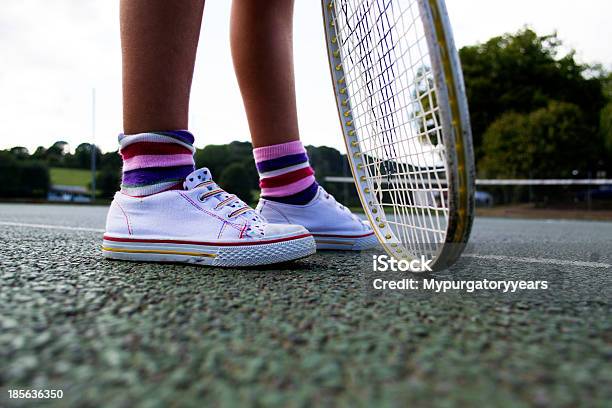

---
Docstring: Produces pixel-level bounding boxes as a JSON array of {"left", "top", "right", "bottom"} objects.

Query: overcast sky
[{"left": 1, "top": 0, "right": 611, "bottom": 153}]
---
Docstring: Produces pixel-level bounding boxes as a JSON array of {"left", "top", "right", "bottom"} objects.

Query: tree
[
  {"left": 32, "top": 146, "right": 47, "bottom": 160},
  {"left": 20, "top": 161, "right": 50, "bottom": 197},
  {"left": 227, "top": 141, "right": 259, "bottom": 191},
  {"left": 0, "top": 151, "right": 19, "bottom": 196},
  {"left": 72, "top": 143, "right": 103, "bottom": 169},
  {"left": 600, "top": 74, "right": 612, "bottom": 170},
  {"left": 601, "top": 102, "right": 612, "bottom": 169},
  {"left": 46, "top": 141, "right": 69, "bottom": 166},
  {"left": 413, "top": 65, "right": 439, "bottom": 145},
  {"left": 10, "top": 146, "right": 29, "bottom": 159},
  {"left": 479, "top": 101, "right": 593, "bottom": 179},
  {"left": 96, "top": 167, "right": 121, "bottom": 198},
  {"left": 194, "top": 141, "right": 259, "bottom": 194},
  {"left": 306, "top": 145, "right": 347, "bottom": 179},
  {"left": 306, "top": 145, "right": 359, "bottom": 205},
  {"left": 460, "top": 28, "right": 606, "bottom": 158},
  {"left": 219, "top": 163, "right": 253, "bottom": 203},
  {"left": 0, "top": 151, "right": 49, "bottom": 198},
  {"left": 47, "top": 141, "right": 69, "bottom": 155},
  {"left": 100, "top": 151, "right": 122, "bottom": 170},
  {"left": 194, "top": 144, "right": 230, "bottom": 178}
]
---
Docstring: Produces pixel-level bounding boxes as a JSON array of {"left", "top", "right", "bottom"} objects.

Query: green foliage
[
  {"left": 413, "top": 65, "right": 440, "bottom": 145},
  {"left": 45, "top": 141, "right": 69, "bottom": 166},
  {"left": 219, "top": 163, "right": 253, "bottom": 203},
  {"left": 0, "top": 151, "right": 49, "bottom": 198},
  {"left": 193, "top": 142, "right": 358, "bottom": 206},
  {"left": 21, "top": 162, "right": 51, "bottom": 197},
  {"left": 0, "top": 139, "right": 358, "bottom": 203},
  {"left": 601, "top": 102, "right": 612, "bottom": 158},
  {"left": 70, "top": 143, "right": 103, "bottom": 169},
  {"left": 306, "top": 145, "right": 346, "bottom": 178},
  {"left": 100, "top": 151, "right": 122, "bottom": 170},
  {"left": 306, "top": 145, "right": 359, "bottom": 205},
  {"left": 194, "top": 144, "right": 230, "bottom": 178},
  {"left": 460, "top": 28, "right": 606, "bottom": 158},
  {"left": 14, "top": 141, "right": 108, "bottom": 169},
  {"left": 1, "top": 28, "right": 610, "bottom": 202},
  {"left": 480, "top": 101, "right": 592, "bottom": 178},
  {"left": 32, "top": 146, "right": 47, "bottom": 160},
  {"left": 194, "top": 141, "right": 259, "bottom": 198},
  {"left": 195, "top": 142, "right": 257, "bottom": 179},
  {"left": 50, "top": 167, "right": 95, "bottom": 187},
  {"left": 601, "top": 73, "right": 612, "bottom": 159},
  {"left": 10, "top": 146, "right": 29, "bottom": 159},
  {"left": 96, "top": 167, "right": 121, "bottom": 199},
  {"left": 603, "top": 73, "right": 612, "bottom": 100}
]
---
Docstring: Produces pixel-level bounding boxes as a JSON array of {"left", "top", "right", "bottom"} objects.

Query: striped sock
[
  {"left": 253, "top": 140, "right": 319, "bottom": 205},
  {"left": 119, "top": 130, "right": 196, "bottom": 197}
]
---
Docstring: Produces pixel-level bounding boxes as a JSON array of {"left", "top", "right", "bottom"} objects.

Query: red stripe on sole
[
  {"left": 259, "top": 167, "right": 314, "bottom": 189},
  {"left": 103, "top": 233, "right": 312, "bottom": 247}
]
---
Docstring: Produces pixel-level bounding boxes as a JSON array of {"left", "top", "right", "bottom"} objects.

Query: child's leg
[
  {"left": 105, "top": 0, "right": 316, "bottom": 266},
  {"left": 119, "top": 0, "right": 204, "bottom": 196},
  {"left": 231, "top": 0, "right": 376, "bottom": 250},
  {"left": 230, "top": 0, "right": 299, "bottom": 148},
  {"left": 231, "top": 0, "right": 318, "bottom": 204},
  {"left": 121, "top": 0, "right": 204, "bottom": 134}
]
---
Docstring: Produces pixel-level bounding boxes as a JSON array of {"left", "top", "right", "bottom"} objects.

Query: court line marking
[
  {"left": 0, "top": 221, "right": 104, "bottom": 233},
  {"left": 2, "top": 221, "right": 610, "bottom": 268},
  {"left": 463, "top": 254, "right": 610, "bottom": 269}
]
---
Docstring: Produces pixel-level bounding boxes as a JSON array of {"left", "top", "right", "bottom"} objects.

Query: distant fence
[
  {"left": 324, "top": 177, "right": 612, "bottom": 186},
  {"left": 323, "top": 177, "right": 612, "bottom": 210}
]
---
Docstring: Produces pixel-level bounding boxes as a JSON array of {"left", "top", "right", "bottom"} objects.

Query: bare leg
[
  {"left": 230, "top": 0, "right": 299, "bottom": 148},
  {"left": 121, "top": 0, "right": 205, "bottom": 134}
]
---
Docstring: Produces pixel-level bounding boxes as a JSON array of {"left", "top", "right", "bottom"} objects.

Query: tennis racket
[{"left": 322, "top": 0, "right": 475, "bottom": 269}]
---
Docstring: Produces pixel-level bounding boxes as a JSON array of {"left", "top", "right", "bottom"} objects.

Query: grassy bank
[{"left": 50, "top": 167, "right": 96, "bottom": 187}]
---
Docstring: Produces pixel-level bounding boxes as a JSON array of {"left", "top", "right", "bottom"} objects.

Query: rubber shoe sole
[
  {"left": 313, "top": 231, "right": 378, "bottom": 250},
  {"left": 102, "top": 233, "right": 316, "bottom": 267}
]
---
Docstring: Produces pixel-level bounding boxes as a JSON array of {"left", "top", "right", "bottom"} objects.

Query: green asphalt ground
[{"left": 0, "top": 204, "right": 610, "bottom": 407}]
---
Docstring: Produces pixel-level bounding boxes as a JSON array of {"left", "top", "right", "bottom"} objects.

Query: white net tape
[{"left": 328, "top": 0, "right": 449, "bottom": 257}]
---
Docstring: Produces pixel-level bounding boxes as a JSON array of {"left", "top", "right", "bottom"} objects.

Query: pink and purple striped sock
[
  {"left": 119, "top": 130, "right": 196, "bottom": 197},
  {"left": 253, "top": 141, "right": 319, "bottom": 205}
]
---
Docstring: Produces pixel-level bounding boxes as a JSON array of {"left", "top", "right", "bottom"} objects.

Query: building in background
[{"left": 47, "top": 185, "right": 91, "bottom": 203}]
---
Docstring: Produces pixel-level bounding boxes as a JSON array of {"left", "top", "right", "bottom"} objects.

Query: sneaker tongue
[{"left": 183, "top": 168, "right": 213, "bottom": 190}]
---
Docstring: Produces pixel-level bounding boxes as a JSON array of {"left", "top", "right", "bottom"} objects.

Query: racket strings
[{"left": 329, "top": 0, "right": 449, "bottom": 256}]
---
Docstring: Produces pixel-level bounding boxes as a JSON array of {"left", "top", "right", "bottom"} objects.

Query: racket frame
[{"left": 321, "top": 0, "right": 475, "bottom": 268}]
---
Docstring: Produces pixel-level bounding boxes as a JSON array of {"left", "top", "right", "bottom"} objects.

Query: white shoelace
[{"left": 196, "top": 180, "right": 256, "bottom": 220}]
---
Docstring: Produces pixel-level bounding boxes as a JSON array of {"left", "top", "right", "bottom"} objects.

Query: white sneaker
[
  {"left": 103, "top": 168, "right": 316, "bottom": 267},
  {"left": 256, "top": 186, "right": 378, "bottom": 250}
]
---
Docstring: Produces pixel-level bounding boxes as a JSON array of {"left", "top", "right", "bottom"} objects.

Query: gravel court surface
[{"left": 0, "top": 203, "right": 610, "bottom": 407}]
